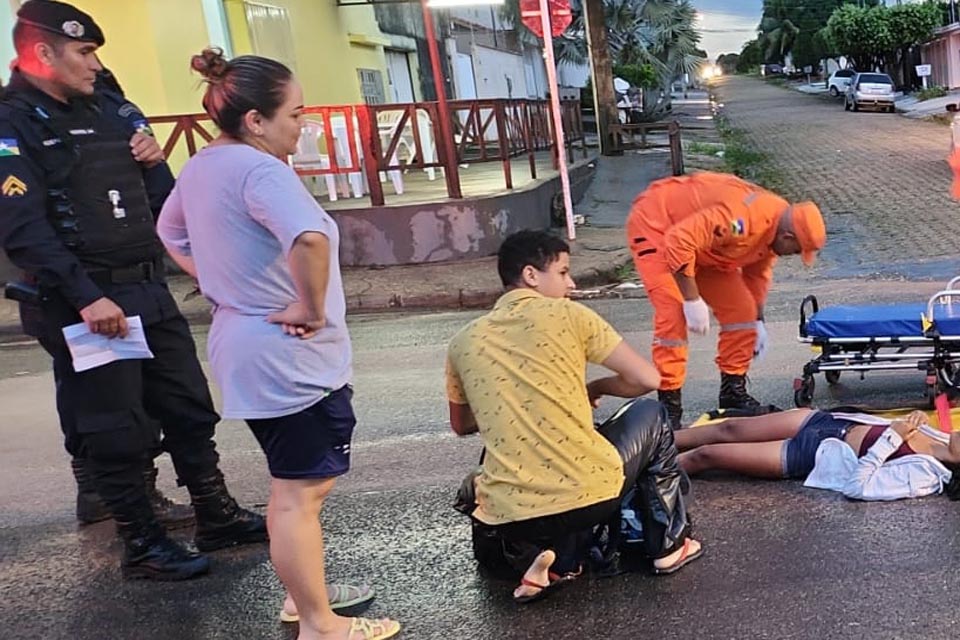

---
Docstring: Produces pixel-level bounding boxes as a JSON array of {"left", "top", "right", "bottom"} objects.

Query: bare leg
[
  {"left": 268, "top": 478, "right": 399, "bottom": 640},
  {"left": 679, "top": 440, "right": 787, "bottom": 478},
  {"left": 674, "top": 408, "right": 814, "bottom": 451},
  {"left": 268, "top": 478, "right": 347, "bottom": 640}
]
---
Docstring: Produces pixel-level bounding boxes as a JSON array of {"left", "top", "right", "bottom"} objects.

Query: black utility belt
[{"left": 86, "top": 260, "right": 164, "bottom": 287}]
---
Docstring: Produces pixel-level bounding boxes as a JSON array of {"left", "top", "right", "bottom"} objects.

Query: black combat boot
[
  {"left": 189, "top": 472, "right": 268, "bottom": 552},
  {"left": 144, "top": 463, "right": 195, "bottom": 530},
  {"left": 70, "top": 457, "right": 111, "bottom": 525},
  {"left": 117, "top": 518, "right": 210, "bottom": 581},
  {"left": 718, "top": 373, "right": 762, "bottom": 410},
  {"left": 657, "top": 389, "right": 683, "bottom": 430}
]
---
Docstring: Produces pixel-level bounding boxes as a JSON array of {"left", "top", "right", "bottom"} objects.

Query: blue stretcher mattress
[{"left": 806, "top": 303, "right": 960, "bottom": 339}]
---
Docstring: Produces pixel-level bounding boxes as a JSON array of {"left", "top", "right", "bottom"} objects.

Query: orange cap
[{"left": 791, "top": 202, "right": 826, "bottom": 266}]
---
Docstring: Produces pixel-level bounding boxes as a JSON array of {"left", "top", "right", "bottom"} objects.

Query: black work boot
[
  {"left": 70, "top": 458, "right": 111, "bottom": 525},
  {"left": 189, "top": 472, "right": 268, "bottom": 552},
  {"left": 117, "top": 519, "right": 210, "bottom": 581},
  {"left": 718, "top": 373, "right": 762, "bottom": 411},
  {"left": 144, "top": 463, "right": 195, "bottom": 530},
  {"left": 657, "top": 389, "right": 683, "bottom": 430}
]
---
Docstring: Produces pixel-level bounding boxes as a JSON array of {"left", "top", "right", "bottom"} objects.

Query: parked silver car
[{"left": 844, "top": 72, "right": 896, "bottom": 113}]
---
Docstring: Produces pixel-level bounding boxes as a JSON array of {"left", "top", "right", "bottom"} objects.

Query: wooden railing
[
  {"left": 608, "top": 120, "right": 685, "bottom": 176},
  {"left": 151, "top": 98, "right": 586, "bottom": 207}
]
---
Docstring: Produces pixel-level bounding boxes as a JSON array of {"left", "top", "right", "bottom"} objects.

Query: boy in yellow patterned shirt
[{"left": 446, "top": 230, "right": 703, "bottom": 603}]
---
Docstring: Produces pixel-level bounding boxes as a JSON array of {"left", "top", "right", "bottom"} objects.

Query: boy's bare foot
[
  {"left": 512, "top": 549, "right": 557, "bottom": 603},
  {"left": 652, "top": 537, "right": 703, "bottom": 575}
]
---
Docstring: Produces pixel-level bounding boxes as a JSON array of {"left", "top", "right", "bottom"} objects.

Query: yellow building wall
[
  {"left": 224, "top": 0, "right": 389, "bottom": 105},
  {"left": 71, "top": 0, "right": 211, "bottom": 116},
  {"left": 70, "top": 1, "right": 392, "bottom": 112}
]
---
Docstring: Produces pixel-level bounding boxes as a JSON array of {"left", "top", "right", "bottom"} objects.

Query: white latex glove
[
  {"left": 754, "top": 320, "right": 769, "bottom": 361},
  {"left": 682, "top": 298, "right": 710, "bottom": 335}
]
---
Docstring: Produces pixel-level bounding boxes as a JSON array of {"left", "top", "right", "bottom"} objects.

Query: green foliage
[
  {"left": 613, "top": 63, "right": 658, "bottom": 88},
  {"left": 716, "top": 53, "right": 740, "bottom": 75},
  {"left": 758, "top": 0, "right": 800, "bottom": 64},
  {"left": 685, "top": 140, "right": 724, "bottom": 156},
  {"left": 915, "top": 85, "right": 948, "bottom": 102},
  {"left": 812, "top": 26, "right": 839, "bottom": 62},
  {"left": 789, "top": 0, "right": 844, "bottom": 68},
  {"left": 887, "top": 2, "right": 942, "bottom": 50},
  {"left": 737, "top": 39, "right": 763, "bottom": 73},
  {"left": 715, "top": 116, "right": 780, "bottom": 188},
  {"left": 826, "top": 1, "right": 942, "bottom": 72}
]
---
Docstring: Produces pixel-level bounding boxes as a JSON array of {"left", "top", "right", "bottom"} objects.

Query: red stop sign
[{"left": 520, "top": 0, "right": 572, "bottom": 38}]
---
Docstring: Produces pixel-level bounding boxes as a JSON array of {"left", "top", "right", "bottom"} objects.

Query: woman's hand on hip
[{"left": 267, "top": 301, "right": 325, "bottom": 339}]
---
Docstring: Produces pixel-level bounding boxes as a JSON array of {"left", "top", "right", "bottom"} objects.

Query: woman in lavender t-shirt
[{"left": 157, "top": 49, "right": 399, "bottom": 640}]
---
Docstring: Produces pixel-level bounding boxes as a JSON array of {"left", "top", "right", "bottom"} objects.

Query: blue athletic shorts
[
  {"left": 782, "top": 411, "right": 853, "bottom": 478},
  {"left": 246, "top": 385, "right": 356, "bottom": 479}
]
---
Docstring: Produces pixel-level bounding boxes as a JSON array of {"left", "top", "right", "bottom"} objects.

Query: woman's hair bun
[{"left": 191, "top": 47, "right": 229, "bottom": 82}]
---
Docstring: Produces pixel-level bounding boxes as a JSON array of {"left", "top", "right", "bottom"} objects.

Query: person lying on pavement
[{"left": 676, "top": 408, "right": 960, "bottom": 500}]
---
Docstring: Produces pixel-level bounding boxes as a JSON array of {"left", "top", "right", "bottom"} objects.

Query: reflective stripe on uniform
[
  {"left": 743, "top": 192, "right": 760, "bottom": 207},
  {"left": 653, "top": 337, "right": 687, "bottom": 347}
]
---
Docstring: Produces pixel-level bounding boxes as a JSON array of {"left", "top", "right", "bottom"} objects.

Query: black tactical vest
[{"left": 13, "top": 96, "right": 162, "bottom": 269}]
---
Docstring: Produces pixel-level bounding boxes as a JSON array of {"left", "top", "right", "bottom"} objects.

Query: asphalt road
[
  {"left": 5, "top": 77, "right": 960, "bottom": 640},
  {"left": 3, "top": 277, "right": 960, "bottom": 640}
]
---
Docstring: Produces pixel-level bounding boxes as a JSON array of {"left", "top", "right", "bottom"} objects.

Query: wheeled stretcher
[{"left": 794, "top": 277, "right": 960, "bottom": 407}]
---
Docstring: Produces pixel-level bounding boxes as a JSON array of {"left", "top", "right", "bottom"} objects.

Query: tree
[
  {"left": 716, "top": 53, "right": 740, "bottom": 75},
  {"left": 825, "top": 1, "right": 941, "bottom": 83},
  {"left": 737, "top": 39, "right": 764, "bottom": 74},
  {"left": 539, "top": 0, "right": 703, "bottom": 119},
  {"left": 886, "top": 2, "right": 942, "bottom": 87},
  {"left": 789, "top": 0, "right": 844, "bottom": 69},
  {"left": 826, "top": 4, "right": 891, "bottom": 72},
  {"left": 758, "top": 0, "right": 799, "bottom": 64}
]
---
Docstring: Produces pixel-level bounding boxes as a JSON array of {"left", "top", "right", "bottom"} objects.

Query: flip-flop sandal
[
  {"left": 329, "top": 584, "right": 376, "bottom": 610},
  {"left": 279, "top": 584, "right": 376, "bottom": 622},
  {"left": 652, "top": 538, "right": 704, "bottom": 576},
  {"left": 347, "top": 617, "right": 401, "bottom": 640},
  {"left": 513, "top": 577, "right": 551, "bottom": 604},
  {"left": 513, "top": 569, "right": 579, "bottom": 604}
]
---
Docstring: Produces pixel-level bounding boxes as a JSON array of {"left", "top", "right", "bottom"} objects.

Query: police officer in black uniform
[{"left": 0, "top": 0, "right": 267, "bottom": 580}]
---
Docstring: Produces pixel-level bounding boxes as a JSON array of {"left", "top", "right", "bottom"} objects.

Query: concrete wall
[
  {"left": 333, "top": 160, "right": 596, "bottom": 267},
  {"left": 922, "top": 28, "right": 960, "bottom": 89}
]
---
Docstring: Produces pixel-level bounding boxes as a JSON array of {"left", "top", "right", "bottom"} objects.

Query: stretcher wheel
[
  {"left": 794, "top": 376, "right": 815, "bottom": 407},
  {"left": 824, "top": 370, "right": 841, "bottom": 385}
]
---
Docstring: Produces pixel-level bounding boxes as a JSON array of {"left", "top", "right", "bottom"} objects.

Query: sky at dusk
[{"left": 693, "top": 0, "right": 762, "bottom": 61}]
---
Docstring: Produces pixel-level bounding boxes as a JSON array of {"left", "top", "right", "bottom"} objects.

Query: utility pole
[{"left": 582, "top": 0, "right": 620, "bottom": 156}]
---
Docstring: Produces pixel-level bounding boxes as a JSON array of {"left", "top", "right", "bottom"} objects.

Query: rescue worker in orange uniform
[{"left": 626, "top": 172, "right": 826, "bottom": 429}]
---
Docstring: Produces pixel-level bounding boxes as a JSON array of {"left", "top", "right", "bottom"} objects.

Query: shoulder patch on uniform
[
  {"left": 730, "top": 218, "right": 746, "bottom": 236},
  {"left": 0, "top": 138, "right": 20, "bottom": 156},
  {"left": 2, "top": 175, "right": 27, "bottom": 197},
  {"left": 118, "top": 103, "right": 142, "bottom": 119}
]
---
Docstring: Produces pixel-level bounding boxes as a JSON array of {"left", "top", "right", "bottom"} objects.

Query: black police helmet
[{"left": 16, "top": 0, "right": 105, "bottom": 47}]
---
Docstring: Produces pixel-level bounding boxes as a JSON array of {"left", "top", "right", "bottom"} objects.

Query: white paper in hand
[{"left": 61, "top": 315, "right": 154, "bottom": 373}]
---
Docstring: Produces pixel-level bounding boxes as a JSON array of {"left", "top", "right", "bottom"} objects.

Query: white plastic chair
[
  {"left": 328, "top": 115, "right": 367, "bottom": 199},
  {"left": 377, "top": 109, "right": 439, "bottom": 181},
  {"left": 290, "top": 121, "right": 340, "bottom": 201}
]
